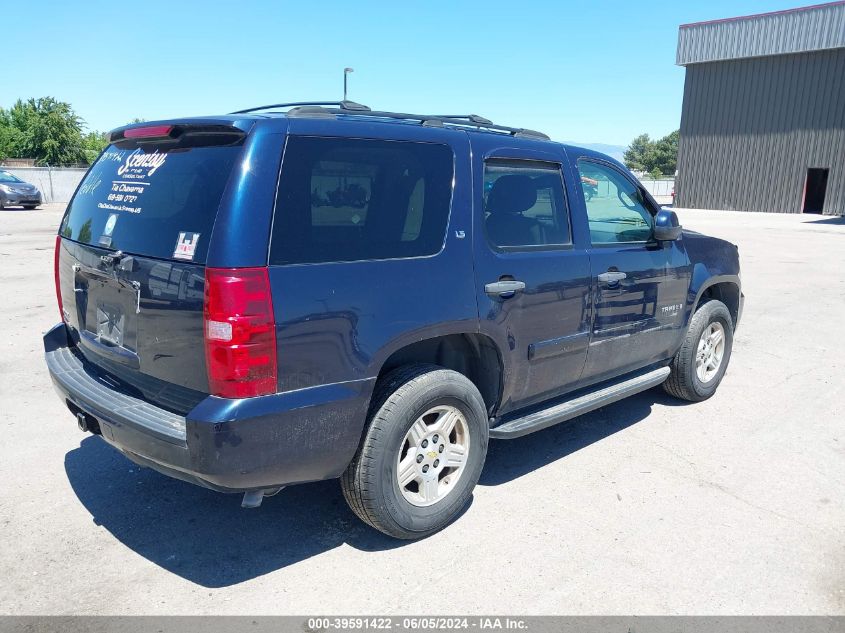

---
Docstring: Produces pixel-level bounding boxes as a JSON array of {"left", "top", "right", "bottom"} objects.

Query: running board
[{"left": 489, "top": 366, "right": 670, "bottom": 439}]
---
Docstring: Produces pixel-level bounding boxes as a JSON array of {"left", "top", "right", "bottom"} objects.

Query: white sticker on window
[
  {"left": 104, "top": 213, "right": 118, "bottom": 236},
  {"left": 118, "top": 149, "right": 168, "bottom": 178},
  {"left": 173, "top": 232, "right": 200, "bottom": 261},
  {"left": 98, "top": 213, "right": 119, "bottom": 246}
]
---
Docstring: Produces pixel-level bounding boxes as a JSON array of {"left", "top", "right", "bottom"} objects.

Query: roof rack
[
  {"left": 229, "top": 101, "right": 549, "bottom": 140},
  {"left": 230, "top": 101, "right": 372, "bottom": 114}
]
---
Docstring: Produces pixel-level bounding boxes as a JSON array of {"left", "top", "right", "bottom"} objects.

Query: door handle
[
  {"left": 485, "top": 279, "right": 526, "bottom": 299},
  {"left": 598, "top": 271, "right": 627, "bottom": 283}
]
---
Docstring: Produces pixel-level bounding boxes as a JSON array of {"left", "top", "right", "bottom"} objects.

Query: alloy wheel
[
  {"left": 396, "top": 405, "right": 470, "bottom": 507},
  {"left": 696, "top": 321, "right": 726, "bottom": 383}
]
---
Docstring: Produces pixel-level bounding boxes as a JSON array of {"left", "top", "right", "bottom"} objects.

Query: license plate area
[
  {"left": 74, "top": 267, "right": 140, "bottom": 358},
  {"left": 96, "top": 301, "right": 126, "bottom": 347}
]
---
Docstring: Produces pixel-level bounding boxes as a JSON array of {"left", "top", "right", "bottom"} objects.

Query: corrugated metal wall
[
  {"left": 676, "top": 48, "right": 845, "bottom": 214},
  {"left": 677, "top": 1, "right": 845, "bottom": 65}
]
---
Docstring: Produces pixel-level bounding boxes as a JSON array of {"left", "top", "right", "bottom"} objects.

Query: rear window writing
[
  {"left": 270, "top": 136, "right": 454, "bottom": 265},
  {"left": 60, "top": 143, "right": 243, "bottom": 262}
]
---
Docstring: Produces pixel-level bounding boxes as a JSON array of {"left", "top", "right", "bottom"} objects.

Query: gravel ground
[{"left": 0, "top": 203, "right": 843, "bottom": 615}]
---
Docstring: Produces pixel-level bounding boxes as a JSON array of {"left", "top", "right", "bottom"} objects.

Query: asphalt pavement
[{"left": 0, "top": 204, "right": 842, "bottom": 614}]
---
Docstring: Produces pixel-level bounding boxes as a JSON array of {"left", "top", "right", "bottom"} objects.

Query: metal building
[{"left": 675, "top": 1, "right": 845, "bottom": 215}]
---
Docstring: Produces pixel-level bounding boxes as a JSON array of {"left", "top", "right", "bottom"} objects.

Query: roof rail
[
  {"left": 360, "top": 110, "right": 550, "bottom": 140},
  {"left": 230, "top": 100, "right": 371, "bottom": 114},
  {"left": 430, "top": 114, "right": 494, "bottom": 125},
  {"left": 230, "top": 101, "right": 550, "bottom": 140}
]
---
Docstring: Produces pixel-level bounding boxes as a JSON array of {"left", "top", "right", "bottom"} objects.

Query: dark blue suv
[{"left": 45, "top": 101, "right": 743, "bottom": 538}]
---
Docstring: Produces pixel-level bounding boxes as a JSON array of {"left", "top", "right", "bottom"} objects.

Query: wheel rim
[
  {"left": 396, "top": 405, "right": 471, "bottom": 507},
  {"left": 696, "top": 321, "right": 726, "bottom": 383}
]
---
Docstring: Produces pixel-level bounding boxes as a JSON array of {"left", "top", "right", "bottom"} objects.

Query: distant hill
[{"left": 564, "top": 142, "right": 626, "bottom": 162}]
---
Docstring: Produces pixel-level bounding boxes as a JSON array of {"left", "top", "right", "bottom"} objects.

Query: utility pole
[{"left": 343, "top": 67, "right": 354, "bottom": 101}]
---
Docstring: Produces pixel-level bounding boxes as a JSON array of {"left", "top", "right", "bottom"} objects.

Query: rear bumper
[{"left": 44, "top": 323, "right": 373, "bottom": 492}]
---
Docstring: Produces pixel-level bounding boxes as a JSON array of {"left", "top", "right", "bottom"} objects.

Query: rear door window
[
  {"left": 483, "top": 159, "right": 571, "bottom": 248},
  {"left": 270, "top": 136, "right": 454, "bottom": 265},
  {"left": 60, "top": 139, "right": 244, "bottom": 263}
]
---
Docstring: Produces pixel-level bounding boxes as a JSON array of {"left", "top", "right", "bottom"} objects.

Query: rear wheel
[
  {"left": 663, "top": 299, "right": 734, "bottom": 402},
  {"left": 341, "top": 364, "right": 488, "bottom": 539}
]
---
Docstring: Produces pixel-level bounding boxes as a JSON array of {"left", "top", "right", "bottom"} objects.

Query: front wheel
[
  {"left": 664, "top": 299, "right": 734, "bottom": 402},
  {"left": 341, "top": 364, "right": 489, "bottom": 539}
]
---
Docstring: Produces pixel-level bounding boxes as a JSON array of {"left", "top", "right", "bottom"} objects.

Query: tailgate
[{"left": 56, "top": 124, "right": 247, "bottom": 413}]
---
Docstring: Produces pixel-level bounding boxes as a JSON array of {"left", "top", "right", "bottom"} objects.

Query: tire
[
  {"left": 341, "top": 364, "right": 489, "bottom": 539},
  {"left": 663, "top": 299, "right": 734, "bottom": 402}
]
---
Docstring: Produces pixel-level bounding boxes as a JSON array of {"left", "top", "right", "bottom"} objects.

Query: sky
[{"left": 3, "top": 0, "right": 815, "bottom": 147}]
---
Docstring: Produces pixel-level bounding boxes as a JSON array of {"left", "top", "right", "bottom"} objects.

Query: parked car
[
  {"left": 44, "top": 102, "right": 743, "bottom": 539},
  {"left": 0, "top": 170, "right": 42, "bottom": 209}
]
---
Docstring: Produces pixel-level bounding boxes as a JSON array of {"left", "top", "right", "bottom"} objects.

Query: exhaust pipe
[{"left": 241, "top": 487, "right": 284, "bottom": 509}]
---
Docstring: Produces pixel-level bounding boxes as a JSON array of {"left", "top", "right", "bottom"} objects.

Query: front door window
[{"left": 576, "top": 160, "right": 653, "bottom": 244}]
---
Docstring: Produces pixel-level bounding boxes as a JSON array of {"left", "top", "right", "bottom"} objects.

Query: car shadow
[
  {"left": 64, "top": 387, "right": 680, "bottom": 587},
  {"left": 480, "top": 387, "right": 685, "bottom": 486},
  {"left": 65, "top": 438, "right": 408, "bottom": 587}
]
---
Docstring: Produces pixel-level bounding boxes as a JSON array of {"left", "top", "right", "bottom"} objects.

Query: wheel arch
[
  {"left": 691, "top": 275, "right": 741, "bottom": 327},
  {"left": 375, "top": 333, "right": 504, "bottom": 417}
]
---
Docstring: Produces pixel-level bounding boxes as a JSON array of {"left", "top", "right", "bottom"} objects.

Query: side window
[
  {"left": 483, "top": 159, "right": 571, "bottom": 249},
  {"left": 576, "top": 160, "right": 653, "bottom": 244},
  {"left": 270, "top": 137, "right": 454, "bottom": 265}
]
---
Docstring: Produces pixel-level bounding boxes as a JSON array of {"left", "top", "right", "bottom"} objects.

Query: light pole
[{"left": 343, "top": 67, "right": 354, "bottom": 101}]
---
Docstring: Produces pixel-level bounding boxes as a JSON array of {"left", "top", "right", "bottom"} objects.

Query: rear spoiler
[{"left": 109, "top": 120, "right": 252, "bottom": 146}]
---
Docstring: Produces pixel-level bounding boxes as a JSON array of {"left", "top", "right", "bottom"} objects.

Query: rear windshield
[
  {"left": 270, "top": 136, "right": 454, "bottom": 265},
  {"left": 60, "top": 141, "right": 243, "bottom": 262}
]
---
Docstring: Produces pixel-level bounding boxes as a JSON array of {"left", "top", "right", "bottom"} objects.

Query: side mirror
[{"left": 653, "top": 209, "right": 682, "bottom": 241}]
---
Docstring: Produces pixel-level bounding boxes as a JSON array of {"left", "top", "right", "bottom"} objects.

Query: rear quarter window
[
  {"left": 270, "top": 136, "right": 454, "bottom": 265},
  {"left": 60, "top": 140, "right": 243, "bottom": 263}
]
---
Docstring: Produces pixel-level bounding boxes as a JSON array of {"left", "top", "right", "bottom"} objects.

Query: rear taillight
[
  {"left": 204, "top": 267, "right": 277, "bottom": 399},
  {"left": 54, "top": 235, "right": 64, "bottom": 322}
]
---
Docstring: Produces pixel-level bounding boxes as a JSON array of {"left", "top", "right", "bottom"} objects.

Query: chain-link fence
[
  {"left": 1, "top": 165, "right": 88, "bottom": 203},
  {"left": 638, "top": 177, "right": 675, "bottom": 199}
]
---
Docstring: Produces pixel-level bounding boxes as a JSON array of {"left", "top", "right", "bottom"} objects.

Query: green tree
[
  {"left": 0, "top": 97, "right": 87, "bottom": 165},
  {"left": 624, "top": 130, "right": 679, "bottom": 177},
  {"left": 623, "top": 133, "right": 652, "bottom": 172},
  {"left": 652, "top": 129, "right": 679, "bottom": 176},
  {"left": 82, "top": 130, "right": 109, "bottom": 164},
  {"left": 0, "top": 109, "right": 23, "bottom": 160}
]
